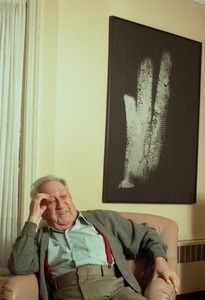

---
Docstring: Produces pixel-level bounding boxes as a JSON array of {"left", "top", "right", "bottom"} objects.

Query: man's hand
[
  {"left": 28, "top": 193, "right": 50, "bottom": 224},
  {"left": 152, "top": 256, "right": 180, "bottom": 294}
]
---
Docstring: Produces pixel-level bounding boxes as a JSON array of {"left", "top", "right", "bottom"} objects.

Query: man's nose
[{"left": 55, "top": 197, "right": 64, "bottom": 208}]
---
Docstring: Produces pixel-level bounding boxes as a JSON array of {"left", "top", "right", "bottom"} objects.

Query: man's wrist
[
  {"left": 154, "top": 256, "right": 167, "bottom": 262},
  {"left": 27, "top": 216, "right": 40, "bottom": 224}
]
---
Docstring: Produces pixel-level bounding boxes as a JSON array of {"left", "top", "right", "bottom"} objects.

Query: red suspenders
[{"left": 44, "top": 227, "right": 114, "bottom": 281}]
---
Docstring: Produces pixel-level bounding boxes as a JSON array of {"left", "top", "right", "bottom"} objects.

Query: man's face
[{"left": 39, "top": 180, "right": 78, "bottom": 230}]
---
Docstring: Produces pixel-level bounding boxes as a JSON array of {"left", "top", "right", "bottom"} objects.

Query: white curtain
[{"left": 0, "top": 0, "right": 26, "bottom": 269}]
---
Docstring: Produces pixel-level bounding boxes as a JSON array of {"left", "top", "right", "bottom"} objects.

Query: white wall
[{"left": 37, "top": 0, "right": 205, "bottom": 242}]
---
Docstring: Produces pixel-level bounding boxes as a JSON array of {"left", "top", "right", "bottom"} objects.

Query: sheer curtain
[{"left": 0, "top": 0, "right": 27, "bottom": 270}]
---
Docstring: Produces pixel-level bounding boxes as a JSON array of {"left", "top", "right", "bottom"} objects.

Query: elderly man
[{"left": 8, "top": 175, "right": 179, "bottom": 300}]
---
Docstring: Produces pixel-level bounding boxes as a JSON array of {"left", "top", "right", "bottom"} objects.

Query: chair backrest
[
  {"left": 39, "top": 212, "right": 178, "bottom": 272},
  {"left": 0, "top": 212, "right": 178, "bottom": 300},
  {"left": 39, "top": 211, "right": 178, "bottom": 291},
  {"left": 120, "top": 212, "right": 178, "bottom": 292}
]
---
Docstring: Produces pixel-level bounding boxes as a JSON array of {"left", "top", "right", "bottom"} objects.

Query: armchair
[{"left": 1, "top": 212, "right": 178, "bottom": 300}]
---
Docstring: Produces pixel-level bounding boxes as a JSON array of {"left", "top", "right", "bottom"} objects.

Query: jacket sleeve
[
  {"left": 86, "top": 210, "right": 168, "bottom": 260},
  {"left": 109, "top": 212, "right": 167, "bottom": 260},
  {"left": 8, "top": 221, "right": 40, "bottom": 275}
]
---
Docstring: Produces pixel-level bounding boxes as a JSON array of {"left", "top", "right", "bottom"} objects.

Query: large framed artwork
[{"left": 102, "top": 16, "right": 202, "bottom": 204}]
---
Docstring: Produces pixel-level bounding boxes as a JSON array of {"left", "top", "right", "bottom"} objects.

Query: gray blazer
[{"left": 8, "top": 210, "right": 167, "bottom": 300}]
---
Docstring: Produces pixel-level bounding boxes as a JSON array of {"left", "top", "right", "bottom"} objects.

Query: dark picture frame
[{"left": 102, "top": 16, "right": 202, "bottom": 204}]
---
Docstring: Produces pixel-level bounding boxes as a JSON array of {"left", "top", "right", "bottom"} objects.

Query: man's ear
[{"left": 41, "top": 210, "right": 47, "bottom": 220}]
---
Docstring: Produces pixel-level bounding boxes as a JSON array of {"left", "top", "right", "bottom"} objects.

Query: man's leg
[
  {"left": 52, "top": 266, "right": 146, "bottom": 300},
  {"left": 110, "top": 285, "right": 147, "bottom": 300}
]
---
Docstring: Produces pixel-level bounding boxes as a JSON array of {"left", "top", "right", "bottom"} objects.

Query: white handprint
[{"left": 119, "top": 51, "right": 172, "bottom": 188}]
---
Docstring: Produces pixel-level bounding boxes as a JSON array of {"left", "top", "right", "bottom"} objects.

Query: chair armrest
[
  {"left": 121, "top": 212, "right": 178, "bottom": 299},
  {"left": 144, "top": 278, "right": 176, "bottom": 300},
  {"left": 121, "top": 212, "right": 178, "bottom": 272},
  {"left": 1, "top": 274, "right": 38, "bottom": 300}
]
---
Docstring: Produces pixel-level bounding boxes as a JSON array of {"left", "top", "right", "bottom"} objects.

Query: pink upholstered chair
[{"left": 1, "top": 212, "right": 178, "bottom": 300}]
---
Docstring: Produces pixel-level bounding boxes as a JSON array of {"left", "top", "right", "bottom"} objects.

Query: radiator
[{"left": 177, "top": 240, "right": 205, "bottom": 294}]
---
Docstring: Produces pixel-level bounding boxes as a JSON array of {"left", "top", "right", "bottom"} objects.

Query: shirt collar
[{"left": 48, "top": 211, "right": 91, "bottom": 233}]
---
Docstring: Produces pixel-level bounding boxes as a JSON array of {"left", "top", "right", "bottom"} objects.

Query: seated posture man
[{"left": 8, "top": 175, "right": 179, "bottom": 300}]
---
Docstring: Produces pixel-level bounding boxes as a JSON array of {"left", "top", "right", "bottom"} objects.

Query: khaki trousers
[{"left": 52, "top": 265, "right": 146, "bottom": 300}]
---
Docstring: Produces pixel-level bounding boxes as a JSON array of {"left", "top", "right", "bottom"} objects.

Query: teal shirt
[{"left": 48, "top": 213, "right": 110, "bottom": 279}]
